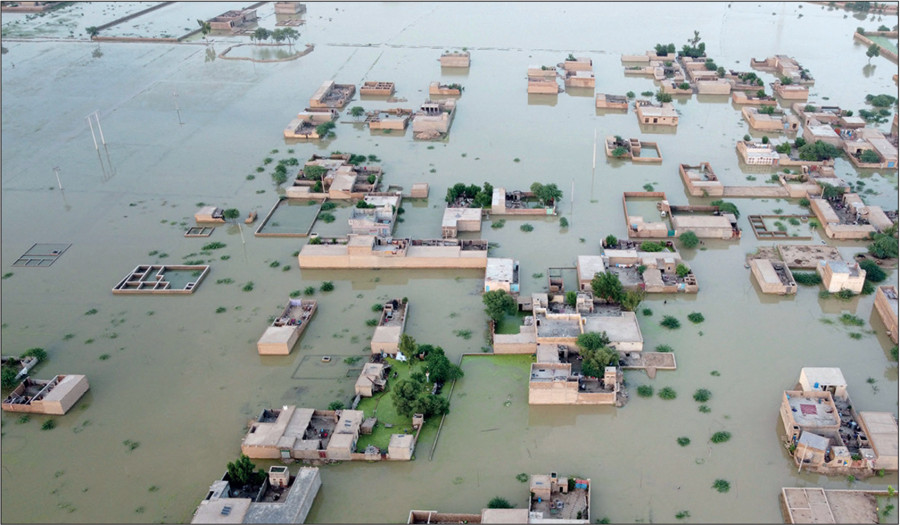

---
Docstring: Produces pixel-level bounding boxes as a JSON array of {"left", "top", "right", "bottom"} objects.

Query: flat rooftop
[
  {"left": 442, "top": 207, "right": 482, "bottom": 227},
  {"left": 583, "top": 312, "right": 642, "bottom": 345},
  {"left": 536, "top": 316, "right": 581, "bottom": 338},
  {"left": 671, "top": 214, "right": 732, "bottom": 228},
  {"left": 858, "top": 411, "right": 899, "bottom": 458},
  {"left": 784, "top": 391, "right": 840, "bottom": 428},
  {"left": 782, "top": 487, "right": 878, "bottom": 524},
  {"left": 486, "top": 258, "right": 516, "bottom": 283},
  {"left": 530, "top": 363, "right": 571, "bottom": 382},
  {"left": 577, "top": 255, "right": 606, "bottom": 282}
]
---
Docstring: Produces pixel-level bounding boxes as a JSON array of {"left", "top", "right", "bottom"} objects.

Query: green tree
[
  {"left": 197, "top": 19, "right": 211, "bottom": 41},
  {"left": 483, "top": 290, "right": 516, "bottom": 323},
  {"left": 425, "top": 347, "right": 464, "bottom": 383},
  {"left": 226, "top": 455, "right": 264, "bottom": 487},
  {"left": 866, "top": 43, "right": 880, "bottom": 63},
  {"left": 710, "top": 200, "right": 740, "bottom": 218},
  {"left": 679, "top": 231, "right": 699, "bottom": 249},
  {"left": 620, "top": 289, "right": 645, "bottom": 312},
  {"left": 868, "top": 231, "right": 899, "bottom": 259},
  {"left": 576, "top": 331, "right": 610, "bottom": 352},
  {"left": 592, "top": 272, "right": 623, "bottom": 303},
  {"left": 281, "top": 27, "right": 300, "bottom": 47},
  {"left": 398, "top": 333, "right": 418, "bottom": 359},
  {"left": 445, "top": 182, "right": 468, "bottom": 204},
  {"left": 655, "top": 90, "right": 673, "bottom": 103},
  {"left": 859, "top": 259, "right": 887, "bottom": 282},
  {"left": 488, "top": 497, "right": 513, "bottom": 509},
  {"left": 612, "top": 146, "right": 628, "bottom": 158},
  {"left": 860, "top": 150, "right": 880, "bottom": 163},
  {"left": 21, "top": 347, "right": 47, "bottom": 362},
  {"left": 799, "top": 140, "right": 841, "bottom": 162},
  {"left": 676, "top": 263, "right": 691, "bottom": 278},
  {"left": 253, "top": 27, "right": 271, "bottom": 44},
  {"left": 1, "top": 366, "right": 19, "bottom": 389},
  {"left": 328, "top": 401, "right": 345, "bottom": 410},
  {"left": 565, "top": 290, "right": 577, "bottom": 306},
  {"left": 304, "top": 165, "right": 328, "bottom": 180},
  {"left": 581, "top": 346, "right": 620, "bottom": 378},
  {"left": 530, "top": 182, "right": 563, "bottom": 205},
  {"left": 315, "top": 121, "right": 335, "bottom": 138},
  {"left": 391, "top": 373, "right": 449, "bottom": 418},
  {"left": 86, "top": 26, "right": 100, "bottom": 38},
  {"left": 223, "top": 208, "right": 240, "bottom": 222},
  {"left": 604, "top": 234, "right": 618, "bottom": 248},
  {"left": 349, "top": 106, "right": 365, "bottom": 121}
]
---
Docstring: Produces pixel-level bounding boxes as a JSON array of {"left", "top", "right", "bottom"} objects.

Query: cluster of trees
[
  {"left": 738, "top": 72, "right": 765, "bottom": 87},
  {"left": 758, "top": 105, "right": 777, "bottom": 115},
  {"left": 864, "top": 93, "right": 897, "bottom": 107},
  {"left": 590, "top": 272, "right": 644, "bottom": 311},
  {"left": 858, "top": 108, "right": 892, "bottom": 124},
  {"left": 710, "top": 200, "right": 740, "bottom": 218},
  {"left": 529, "top": 182, "right": 563, "bottom": 206},
  {"left": 483, "top": 289, "right": 517, "bottom": 323},
  {"left": 868, "top": 223, "right": 899, "bottom": 259},
  {"left": 655, "top": 90, "right": 673, "bottom": 103},
  {"left": 654, "top": 43, "right": 676, "bottom": 56},
  {"left": 797, "top": 140, "right": 841, "bottom": 162},
  {"left": 678, "top": 31, "right": 706, "bottom": 58},
  {"left": 1, "top": 348, "right": 48, "bottom": 389},
  {"left": 575, "top": 332, "right": 620, "bottom": 378},
  {"left": 315, "top": 121, "right": 336, "bottom": 138},
  {"left": 391, "top": 336, "right": 461, "bottom": 418},
  {"left": 226, "top": 455, "right": 266, "bottom": 488},
  {"left": 445, "top": 181, "right": 493, "bottom": 208},
  {"left": 250, "top": 27, "right": 300, "bottom": 46}
]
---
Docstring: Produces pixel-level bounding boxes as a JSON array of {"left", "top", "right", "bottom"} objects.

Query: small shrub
[
  {"left": 859, "top": 259, "right": 887, "bottom": 282},
  {"left": 215, "top": 307, "right": 226, "bottom": 314},
  {"left": 799, "top": 197, "right": 810, "bottom": 207},
  {"left": 516, "top": 473, "right": 528, "bottom": 483},
  {"left": 679, "top": 231, "right": 699, "bottom": 249},
  {"left": 320, "top": 281, "right": 335, "bottom": 292},
  {"left": 491, "top": 220, "right": 506, "bottom": 229},
  {"left": 304, "top": 286, "right": 316, "bottom": 296},
  {"left": 520, "top": 223, "right": 534, "bottom": 232},
  {"left": 319, "top": 213, "right": 336, "bottom": 223},
  {"left": 676, "top": 437, "right": 691, "bottom": 447},
  {"left": 643, "top": 183, "right": 654, "bottom": 192},
  {"left": 712, "top": 479, "right": 730, "bottom": 493},
  {"left": 699, "top": 405, "right": 711, "bottom": 413},
  {"left": 454, "top": 329, "right": 472, "bottom": 340},
  {"left": 642, "top": 308, "right": 653, "bottom": 316},
  {"left": 328, "top": 401, "right": 345, "bottom": 411},
  {"left": 269, "top": 261, "right": 280, "bottom": 268},
  {"left": 242, "top": 282, "right": 254, "bottom": 292},
  {"left": 321, "top": 202, "right": 337, "bottom": 211},
  {"left": 85, "top": 308, "right": 98, "bottom": 316},
  {"left": 676, "top": 510, "right": 691, "bottom": 519},
  {"left": 487, "top": 497, "right": 513, "bottom": 509},
  {"left": 42, "top": 420, "right": 56, "bottom": 431},
  {"left": 559, "top": 217, "right": 569, "bottom": 228},
  {"left": 693, "top": 389, "right": 711, "bottom": 402},
  {"left": 793, "top": 272, "right": 821, "bottom": 286},
  {"left": 687, "top": 312, "right": 705, "bottom": 324},
  {"left": 710, "top": 431, "right": 731, "bottom": 443},
  {"left": 290, "top": 290, "right": 301, "bottom": 298},
  {"left": 839, "top": 313, "right": 864, "bottom": 326},
  {"left": 655, "top": 344, "right": 673, "bottom": 353},
  {"left": 636, "top": 385, "right": 654, "bottom": 397},
  {"left": 661, "top": 316, "right": 681, "bottom": 329},
  {"left": 658, "top": 387, "right": 677, "bottom": 400}
]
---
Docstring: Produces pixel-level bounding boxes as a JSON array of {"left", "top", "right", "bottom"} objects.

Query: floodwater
[{"left": 1, "top": 2, "right": 898, "bottom": 523}]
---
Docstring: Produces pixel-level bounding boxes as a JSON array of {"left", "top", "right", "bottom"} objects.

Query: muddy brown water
[{"left": 1, "top": 2, "right": 898, "bottom": 523}]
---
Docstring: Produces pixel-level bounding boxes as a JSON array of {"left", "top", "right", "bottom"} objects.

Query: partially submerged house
[
  {"left": 529, "top": 360, "right": 620, "bottom": 406},
  {"left": 359, "top": 81, "right": 395, "bottom": 96},
  {"left": 622, "top": 192, "right": 740, "bottom": 240},
  {"left": 348, "top": 195, "right": 400, "bottom": 237},
  {"left": 371, "top": 299, "right": 409, "bottom": 355},
  {"left": 843, "top": 127, "right": 899, "bottom": 170},
  {"left": 1, "top": 375, "right": 89, "bottom": 415},
  {"left": 365, "top": 108, "right": 412, "bottom": 131},
  {"left": 634, "top": 100, "right": 678, "bottom": 126},
  {"left": 283, "top": 109, "right": 338, "bottom": 139},
  {"left": 527, "top": 71, "right": 560, "bottom": 95},
  {"left": 528, "top": 473, "right": 590, "bottom": 523},
  {"left": 191, "top": 466, "right": 321, "bottom": 524},
  {"left": 750, "top": 258, "right": 797, "bottom": 295},
  {"left": 274, "top": 2, "right": 306, "bottom": 15},
  {"left": 873, "top": 285, "right": 899, "bottom": 344},
  {"left": 731, "top": 91, "right": 778, "bottom": 106},
  {"left": 736, "top": 140, "right": 781, "bottom": 165},
  {"left": 596, "top": 243, "right": 699, "bottom": 293},
  {"left": 564, "top": 70, "right": 594, "bottom": 89},
  {"left": 679, "top": 163, "right": 723, "bottom": 196},
  {"left": 441, "top": 207, "right": 482, "bottom": 238},
  {"left": 298, "top": 236, "right": 489, "bottom": 269},
  {"left": 484, "top": 258, "right": 519, "bottom": 293},
  {"left": 780, "top": 487, "right": 881, "bottom": 524},
  {"left": 751, "top": 55, "right": 815, "bottom": 85},
  {"left": 195, "top": 206, "right": 226, "bottom": 223},
  {"left": 595, "top": 94, "right": 629, "bottom": 109},
  {"left": 808, "top": 193, "right": 892, "bottom": 240},
  {"left": 605, "top": 136, "right": 662, "bottom": 163},
  {"left": 772, "top": 82, "right": 809, "bottom": 101},
  {"left": 257, "top": 299, "right": 317, "bottom": 355},
  {"left": 742, "top": 106, "right": 800, "bottom": 133},
  {"left": 439, "top": 51, "right": 470, "bottom": 68},
  {"left": 530, "top": 293, "right": 643, "bottom": 352},
  {"left": 112, "top": 264, "right": 210, "bottom": 294},
  {"left": 287, "top": 154, "right": 380, "bottom": 199},
  {"left": 412, "top": 99, "right": 456, "bottom": 140},
  {"left": 241, "top": 407, "right": 363, "bottom": 461},
  {"left": 354, "top": 362, "right": 387, "bottom": 397},
  {"left": 209, "top": 8, "right": 257, "bottom": 32},
  {"left": 816, "top": 260, "right": 866, "bottom": 294},
  {"left": 429, "top": 82, "right": 462, "bottom": 97},
  {"left": 490, "top": 188, "right": 557, "bottom": 216},
  {"left": 308, "top": 81, "right": 356, "bottom": 109},
  {"left": 780, "top": 368, "right": 898, "bottom": 476}
]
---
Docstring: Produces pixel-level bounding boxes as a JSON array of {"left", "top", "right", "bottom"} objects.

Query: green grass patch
[
  {"left": 712, "top": 479, "right": 730, "bottom": 493},
  {"left": 636, "top": 385, "right": 654, "bottom": 397},
  {"left": 661, "top": 316, "right": 681, "bottom": 329},
  {"left": 520, "top": 223, "right": 534, "bottom": 232},
  {"left": 491, "top": 219, "right": 506, "bottom": 229},
  {"left": 839, "top": 313, "right": 864, "bottom": 326},
  {"left": 693, "top": 389, "right": 711, "bottom": 402},
  {"left": 658, "top": 387, "right": 677, "bottom": 400},
  {"left": 687, "top": 312, "right": 705, "bottom": 323}
]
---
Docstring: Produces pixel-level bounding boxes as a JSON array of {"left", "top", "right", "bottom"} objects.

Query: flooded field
[{"left": 1, "top": 2, "right": 898, "bottom": 523}]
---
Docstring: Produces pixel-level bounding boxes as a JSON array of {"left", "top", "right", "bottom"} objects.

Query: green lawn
[{"left": 354, "top": 358, "right": 445, "bottom": 454}]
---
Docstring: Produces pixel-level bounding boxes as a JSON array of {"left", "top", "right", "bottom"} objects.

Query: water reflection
[{"left": 527, "top": 93, "right": 558, "bottom": 106}]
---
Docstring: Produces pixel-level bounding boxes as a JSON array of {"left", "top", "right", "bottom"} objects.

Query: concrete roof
[
  {"left": 325, "top": 432, "right": 354, "bottom": 451},
  {"left": 42, "top": 375, "right": 88, "bottom": 402},
  {"left": 807, "top": 124, "right": 838, "bottom": 138},
  {"left": 823, "top": 260, "right": 850, "bottom": 274},
  {"left": 191, "top": 497, "right": 251, "bottom": 524},
  {"left": 363, "top": 195, "right": 400, "bottom": 208},
  {"left": 243, "top": 407, "right": 314, "bottom": 448},
  {"left": 536, "top": 344, "right": 561, "bottom": 363},
  {"left": 331, "top": 173, "right": 356, "bottom": 193},
  {"left": 798, "top": 431, "right": 830, "bottom": 452},
  {"left": 751, "top": 259, "right": 781, "bottom": 285},
  {"left": 335, "top": 409, "right": 364, "bottom": 434},
  {"left": 481, "top": 508, "right": 530, "bottom": 523},
  {"left": 486, "top": 258, "right": 516, "bottom": 283},
  {"left": 800, "top": 368, "right": 847, "bottom": 388},
  {"left": 388, "top": 433, "right": 415, "bottom": 449},
  {"left": 671, "top": 214, "right": 731, "bottom": 228},
  {"left": 442, "top": 207, "right": 482, "bottom": 227},
  {"left": 257, "top": 326, "right": 296, "bottom": 345},
  {"left": 349, "top": 235, "right": 375, "bottom": 247},
  {"left": 583, "top": 311, "right": 642, "bottom": 345},
  {"left": 243, "top": 468, "right": 321, "bottom": 524},
  {"left": 372, "top": 325, "right": 403, "bottom": 344},
  {"left": 637, "top": 103, "right": 677, "bottom": 117},
  {"left": 858, "top": 412, "right": 898, "bottom": 458},
  {"left": 577, "top": 255, "right": 606, "bottom": 282}
]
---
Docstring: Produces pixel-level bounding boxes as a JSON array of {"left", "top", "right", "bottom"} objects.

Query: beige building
[
  {"left": 257, "top": 299, "right": 317, "bottom": 355},
  {"left": 195, "top": 206, "right": 225, "bottom": 223},
  {"left": 751, "top": 55, "right": 815, "bottom": 85},
  {"left": 485, "top": 258, "right": 519, "bottom": 294},
  {"left": 670, "top": 214, "right": 737, "bottom": 239},
  {"left": 808, "top": 195, "right": 888, "bottom": 240},
  {"left": 441, "top": 207, "right": 482, "bottom": 238},
  {"left": 576, "top": 255, "right": 606, "bottom": 292},
  {"left": 772, "top": 82, "right": 809, "bottom": 100},
  {"left": 564, "top": 70, "right": 595, "bottom": 89},
  {"left": 354, "top": 362, "right": 386, "bottom": 397},
  {"left": 365, "top": 109, "right": 412, "bottom": 131},
  {"left": 527, "top": 75, "right": 560, "bottom": 94},
  {"left": 371, "top": 299, "right": 409, "bottom": 355},
  {"left": 595, "top": 94, "right": 629, "bottom": 109},
  {"left": 298, "top": 236, "right": 489, "bottom": 269},
  {"left": 490, "top": 187, "right": 557, "bottom": 216},
  {"left": 742, "top": 106, "right": 800, "bottom": 132},
  {"left": 529, "top": 473, "right": 590, "bottom": 523},
  {"left": 209, "top": 9, "right": 257, "bottom": 32},
  {"left": 529, "top": 362, "right": 619, "bottom": 405},
  {"left": 750, "top": 259, "right": 797, "bottom": 295},
  {"left": 412, "top": 99, "right": 456, "bottom": 139},
  {"left": 429, "top": 82, "right": 462, "bottom": 96},
  {"left": 348, "top": 195, "right": 400, "bottom": 237},
  {"left": 731, "top": 91, "right": 778, "bottom": 105},
  {"left": 191, "top": 466, "right": 321, "bottom": 524},
  {"left": 388, "top": 433, "right": 416, "bottom": 460},
  {"left": 359, "top": 81, "right": 395, "bottom": 96},
  {"left": 562, "top": 57, "right": 592, "bottom": 72},
  {"left": 440, "top": 51, "right": 470, "bottom": 68},
  {"left": 284, "top": 110, "right": 337, "bottom": 139},
  {"left": 696, "top": 79, "right": 732, "bottom": 94},
  {"left": 274, "top": 2, "right": 306, "bottom": 15},
  {"left": 679, "top": 163, "right": 723, "bottom": 196},
  {"left": 816, "top": 260, "right": 866, "bottom": 293},
  {"left": 802, "top": 121, "right": 843, "bottom": 149},
  {"left": 874, "top": 286, "right": 899, "bottom": 344},
  {"left": 634, "top": 100, "right": 678, "bottom": 126},
  {"left": 736, "top": 141, "right": 781, "bottom": 165},
  {"left": 857, "top": 412, "right": 899, "bottom": 471},
  {"left": 2, "top": 375, "right": 89, "bottom": 415},
  {"left": 308, "top": 80, "right": 356, "bottom": 109}
]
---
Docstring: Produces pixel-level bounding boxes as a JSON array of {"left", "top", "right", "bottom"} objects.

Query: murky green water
[{"left": 2, "top": 2, "right": 898, "bottom": 523}]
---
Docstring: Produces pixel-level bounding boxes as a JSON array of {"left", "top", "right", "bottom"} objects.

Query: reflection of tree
[
  {"left": 862, "top": 63, "right": 876, "bottom": 77},
  {"left": 205, "top": 46, "right": 216, "bottom": 62},
  {"left": 92, "top": 47, "right": 103, "bottom": 59}
]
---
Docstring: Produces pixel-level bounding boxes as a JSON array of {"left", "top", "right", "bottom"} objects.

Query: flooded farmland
[{"left": 1, "top": 2, "right": 898, "bottom": 523}]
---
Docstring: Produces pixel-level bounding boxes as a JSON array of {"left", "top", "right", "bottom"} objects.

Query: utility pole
[
  {"left": 94, "top": 111, "right": 106, "bottom": 145},
  {"left": 173, "top": 89, "right": 184, "bottom": 125},
  {"left": 53, "top": 167, "right": 62, "bottom": 190},
  {"left": 87, "top": 116, "right": 99, "bottom": 151}
]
